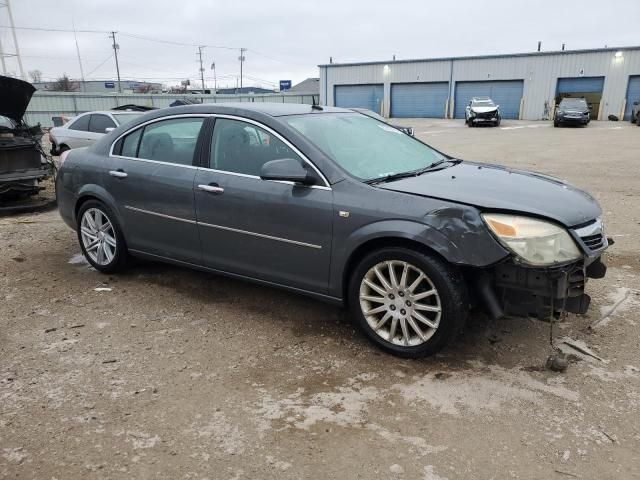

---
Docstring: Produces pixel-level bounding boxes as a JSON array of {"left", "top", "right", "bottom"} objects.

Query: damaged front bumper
[{"left": 474, "top": 244, "right": 609, "bottom": 320}]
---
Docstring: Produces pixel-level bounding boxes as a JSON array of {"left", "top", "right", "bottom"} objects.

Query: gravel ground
[{"left": 1, "top": 119, "right": 639, "bottom": 479}]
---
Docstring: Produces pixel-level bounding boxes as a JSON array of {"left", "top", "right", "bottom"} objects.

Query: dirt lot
[{"left": 1, "top": 119, "right": 639, "bottom": 479}]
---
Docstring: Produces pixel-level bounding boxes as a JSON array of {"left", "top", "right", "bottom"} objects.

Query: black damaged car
[
  {"left": 554, "top": 97, "right": 591, "bottom": 127},
  {"left": 0, "top": 76, "right": 51, "bottom": 200}
]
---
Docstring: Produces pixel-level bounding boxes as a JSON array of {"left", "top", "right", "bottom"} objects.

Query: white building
[{"left": 319, "top": 46, "right": 640, "bottom": 120}]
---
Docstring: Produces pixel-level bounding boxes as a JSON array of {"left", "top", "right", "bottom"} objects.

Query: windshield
[
  {"left": 284, "top": 113, "right": 445, "bottom": 181},
  {"left": 352, "top": 108, "right": 387, "bottom": 122},
  {"left": 472, "top": 99, "right": 495, "bottom": 107},
  {"left": 113, "top": 113, "right": 143, "bottom": 126},
  {"left": 560, "top": 98, "right": 587, "bottom": 109}
]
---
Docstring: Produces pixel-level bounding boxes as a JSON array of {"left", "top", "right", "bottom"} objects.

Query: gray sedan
[{"left": 56, "top": 103, "right": 608, "bottom": 357}]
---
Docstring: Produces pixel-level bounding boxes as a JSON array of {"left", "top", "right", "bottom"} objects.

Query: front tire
[
  {"left": 348, "top": 248, "right": 468, "bottom": 358},
  {"left": 77, "top": 200, "right": 127, "bottom": 273}
]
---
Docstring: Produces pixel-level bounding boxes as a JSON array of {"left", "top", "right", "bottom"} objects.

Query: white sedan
[{"left": 49, "top": 110, "right": 143, "bottom": 155}]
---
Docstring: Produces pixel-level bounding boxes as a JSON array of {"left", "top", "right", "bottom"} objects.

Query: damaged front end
[
  {"left": 0, "top": 76, "right": 52, "bottom": 199},
  {"left": 473, "top": 216, "right": 609, "bottom": 320}
]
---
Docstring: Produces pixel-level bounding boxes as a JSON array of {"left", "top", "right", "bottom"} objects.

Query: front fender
[{"left": 328, "top": 206, "right": 509, "bottom": 299}]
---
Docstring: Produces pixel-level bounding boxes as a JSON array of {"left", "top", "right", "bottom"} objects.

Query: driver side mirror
[
  {"left": 260, "top": 158, "right": 316, "bottom": 186},
  {"left": 105, "top": 127, "right": 115, "bottom": 133}
]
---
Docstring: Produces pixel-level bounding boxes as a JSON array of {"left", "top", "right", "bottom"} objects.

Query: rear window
[{"left": 68, "top": 115, "right": 90, "bottom": 131}]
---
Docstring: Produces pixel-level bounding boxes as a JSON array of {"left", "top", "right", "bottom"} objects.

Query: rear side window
[
  {"left": 88, "top": 114, "right": 116, "bottom": 133},
  {"left": 137, "top": 118, "right": 204, "bottom": 165},
  {"left": 68, "top": 114, "right": 90, "bottom": 131},
  {"left": 120, "top": 128, "right": 142, "bottom": 157}
]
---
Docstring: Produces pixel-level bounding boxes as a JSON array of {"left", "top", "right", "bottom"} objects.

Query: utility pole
[
  {"left": 197, "top": 46, "right": 205, "bottom": 92},
  {"left": 72, "top": 18, "right": 86, "bottom": 92},
  {"left": 109, "top": 31, "right": 122, "bottom": 93},
  {"left": 210, "top": 61, "right": 216, "bottom": 91},
  {"left": 239, "top": 48, "right": 246, "bottom": 91},
  {"left": 0, "top": 0, "right": 25, "bottom": 79}
]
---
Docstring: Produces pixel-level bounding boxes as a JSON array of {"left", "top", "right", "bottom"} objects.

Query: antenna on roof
[
  {"left": 537, "top": 41, "right": 542, "bottom": 52},
  {"left": 311, "top": 104, "right": 323, "bottom": 111}
]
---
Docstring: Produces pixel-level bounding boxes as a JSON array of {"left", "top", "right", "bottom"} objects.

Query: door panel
[
  {"left": 106, "top": 116, "right": 205, "bottom": 263},
  {"left": 624, "top": 76, "right": 640, "bottom": 120},
  {"left": 194, "top": 117, "right": 333, "bottom": 294},
  {"left": 390, "top": 82, "right": 449, "bottom": 118},
  {"left": 195, "top": 171, "right": 333, "bottom": 293},
  {"left": 335, "top": 84, "right": 384, "bottom": 114},
  {"left": 454, "top": 80, "right": 524, "bottom": 119}
]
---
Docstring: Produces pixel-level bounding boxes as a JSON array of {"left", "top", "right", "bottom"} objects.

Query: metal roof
[{"left": 319, "top": 45, "right": 640, "bottom": 68}]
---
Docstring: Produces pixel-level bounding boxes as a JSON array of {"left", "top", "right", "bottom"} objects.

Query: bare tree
[
  {"left": 49, "top": 74, "right": 79, "bottom": 92},
  {"left": 135, "top": 83, "right": 154, "bottom": 94},
  {"left": 28, "top": 69, "right": 42, "bottom": 83}
]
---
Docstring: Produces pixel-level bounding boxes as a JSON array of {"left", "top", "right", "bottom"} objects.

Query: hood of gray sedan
[{"left": 379, "top": 162, "right": 601, "bottom": 227}]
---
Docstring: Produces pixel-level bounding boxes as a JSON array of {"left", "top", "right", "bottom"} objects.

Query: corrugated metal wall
[
  {"left": 320, "top": 48, "right": 640, "bottom": 120},
  {"left": 25, "top": 92, "right": 319, "bottom": 127}
]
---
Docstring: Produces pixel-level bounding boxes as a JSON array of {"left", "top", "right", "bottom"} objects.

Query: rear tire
[
  {"left": 348, "top": 247, "right": 468, "bottom": 358},
  {"left": 76, "top": 200, "right": 128, "bottom": 273}
]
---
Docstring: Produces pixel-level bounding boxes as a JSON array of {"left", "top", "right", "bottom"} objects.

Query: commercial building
[
  {"left": 319, "top": 46, "right": 640, "bottom": 120},
  {"left": 33, "top": 79, "right": 162, "bottom": 94}
]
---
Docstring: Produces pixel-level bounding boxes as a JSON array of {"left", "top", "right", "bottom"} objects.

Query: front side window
[
  {"left": 89, "top": 114, "right": 116, "bottom": 133},
  {"left": 136, "top": 117, "right": 204, "bottom": 165},
  {"left": 68, "top": 114, "right": 90, "bottom": 131},
  {"left": 210, "top": 118, "right": 301, "bottom": 176},
  {"left": 284, "top": 113, "right": 445, "bottom": 181}
]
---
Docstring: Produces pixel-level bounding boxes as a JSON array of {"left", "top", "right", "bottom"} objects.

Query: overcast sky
[{"left": 2, "top": 0, "right": 639, "bottom": 89}]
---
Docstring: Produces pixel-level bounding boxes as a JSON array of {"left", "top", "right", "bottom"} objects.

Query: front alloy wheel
[
  {"left": 359, "top": 261, "right": 441, "bottom": 347},
  {"left": 349, "top": 248, "right": 468, "bottom": 358}
]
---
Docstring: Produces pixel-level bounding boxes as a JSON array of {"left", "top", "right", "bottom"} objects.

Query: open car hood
[{"left": 0, "top": 76, "right": 36, "bottom": 122}]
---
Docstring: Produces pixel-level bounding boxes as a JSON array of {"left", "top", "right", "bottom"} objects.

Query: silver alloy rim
[
  {"left": 359, "top": 260, "right": 442, "bottom": 347},
  {"left": 80, "top": 208, "right": 117, "bottom": 266}
]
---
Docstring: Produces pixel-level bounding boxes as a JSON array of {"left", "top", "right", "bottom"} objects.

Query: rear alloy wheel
[
  {"left": 349, "top": 248, "right": 467, "bottom": 358},
  {"left": 77, "top": 200, "right": 127, "bottom": 273}
]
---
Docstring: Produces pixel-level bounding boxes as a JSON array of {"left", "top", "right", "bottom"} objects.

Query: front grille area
[
  {"left": 573, "top": 218, "right": 606, "bottom": 252},
  {"left": 581, "top": 233, "right": 605, "bottom": 251}
]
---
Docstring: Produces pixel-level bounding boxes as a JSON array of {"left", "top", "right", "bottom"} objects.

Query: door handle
[
  {"left": 109, "top": 170, "right": 128, "bottom": 179},
  {"left": 198, "top": 184, "right": 224, "bottom": 194}
]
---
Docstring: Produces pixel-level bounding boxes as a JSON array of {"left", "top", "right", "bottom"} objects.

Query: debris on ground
[
  {"left": 546, "top": 353, "right": 569, "bottom": 372},
  {"left": 556, "top": 337, "right": 607, "bottom": 363}
]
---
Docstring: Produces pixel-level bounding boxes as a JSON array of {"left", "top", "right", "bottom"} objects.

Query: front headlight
[
  {"left": 557, "top": 110, "right": 564, "bottom": 116},
  {"left": 482, "top": 213, "right": 582, "bottom": 266}
]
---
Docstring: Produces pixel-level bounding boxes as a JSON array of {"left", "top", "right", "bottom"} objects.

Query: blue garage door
[
  {"left": 390, "top": 82, "right": 449, "bottom": 118},
  {"left": 334, "top": 84, "right": 384, "bottom": 114},
  {"left": 454, "top": 80, "right": 524, "bottom": 119},
  {"left": 556, "top": 77, "right": 605, "bottom": 95},
  {"left": 624, "top": 76, "right": 640, "bottom": 120}
]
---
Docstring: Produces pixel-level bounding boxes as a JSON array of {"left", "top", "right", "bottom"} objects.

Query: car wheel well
[
  {"left": 342, "top": 237, "right": 448, "bottom": 304},
  {"left": 74, "top": 195, "right": 101, "bottom": 221}
]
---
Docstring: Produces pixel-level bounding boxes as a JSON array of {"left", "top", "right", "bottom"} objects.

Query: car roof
[{"left": 157, "top": 102, "right": 351, "bottom": 117}]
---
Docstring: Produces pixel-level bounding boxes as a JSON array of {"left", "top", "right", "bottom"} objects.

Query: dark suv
[{"left": 554, "top": 98, "right": 590, "bottom": 127}]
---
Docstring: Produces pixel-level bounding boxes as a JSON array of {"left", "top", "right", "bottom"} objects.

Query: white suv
[{"left": 49, "top": 110, "right": 143, "bottom": 155}]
